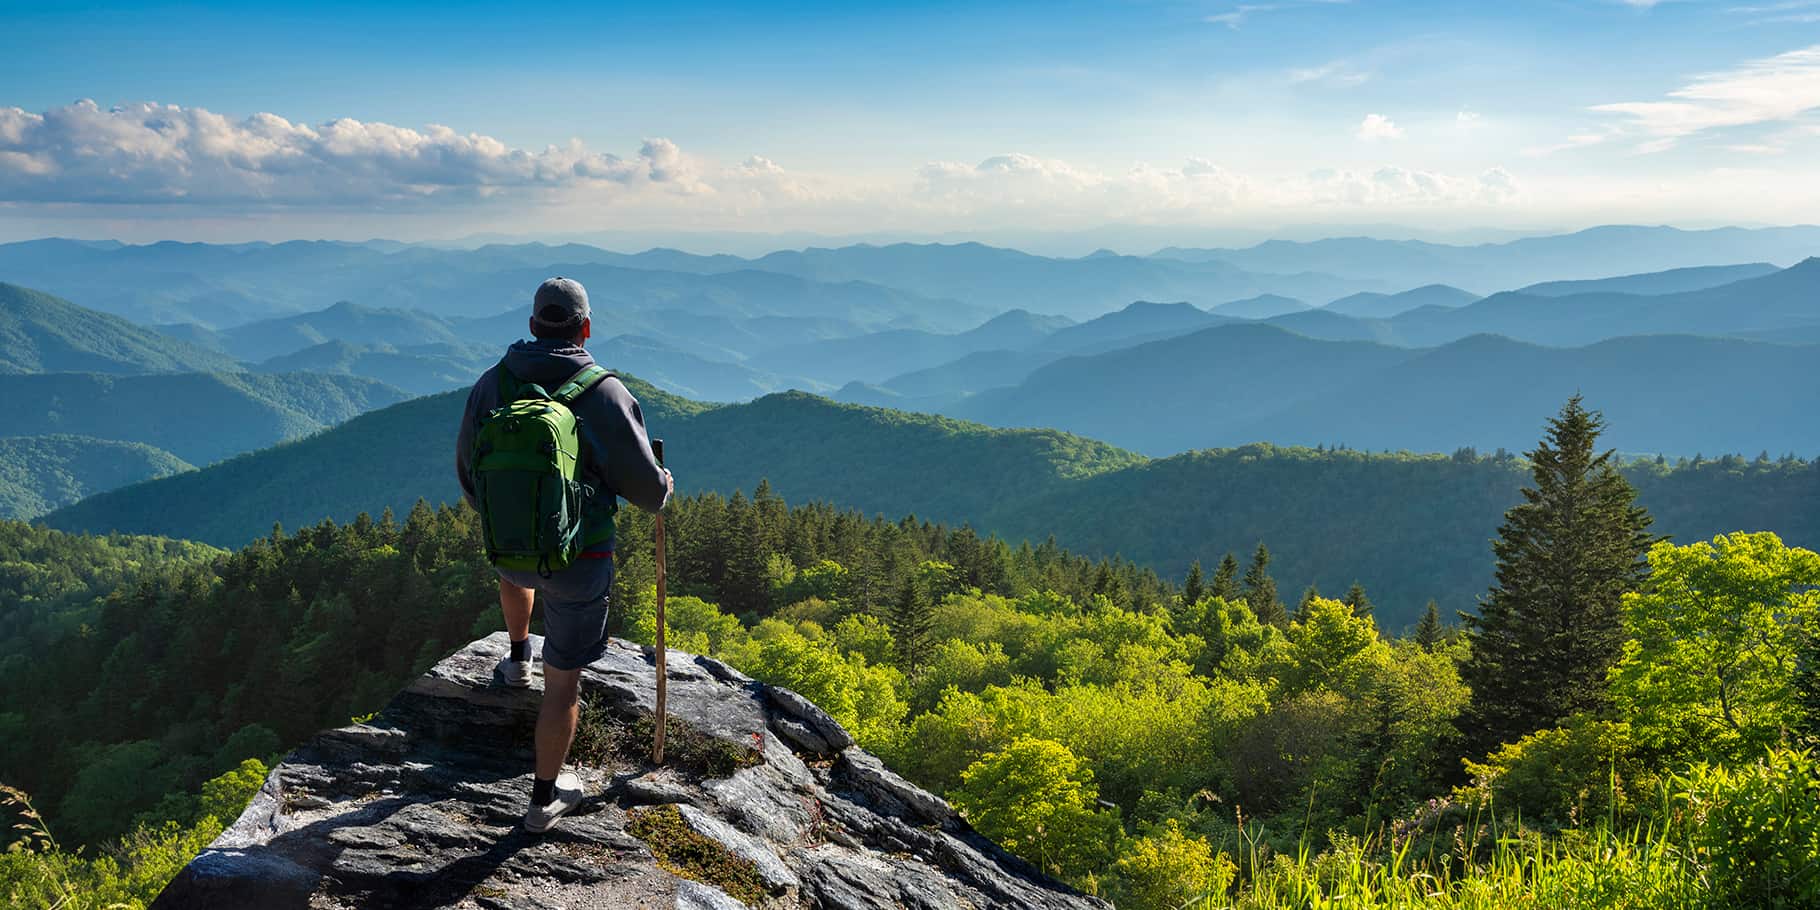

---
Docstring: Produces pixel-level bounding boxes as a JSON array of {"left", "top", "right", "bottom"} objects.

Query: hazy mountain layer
[
  {"left": 952, "top": 323, "right": 1820, "bottom": 456},
  {"left": 0, "top": 282, "right": 240, "bottom": 375},
  {"left": 0, "top": 371, "right": 410, "bottom": 465}
]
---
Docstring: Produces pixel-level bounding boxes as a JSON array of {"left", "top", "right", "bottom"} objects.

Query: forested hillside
[
  {"left": 0, "top": 371, "right": 410, "bottom": 465},
  {"left": 0, "top": 436, "right": 192, "bottom": 519},
  {"left": 42, "top": 382, "right": 1819, "bottom": 627},
  {"left": 0, "top": 283, "right": 238, "bottom": 375}
]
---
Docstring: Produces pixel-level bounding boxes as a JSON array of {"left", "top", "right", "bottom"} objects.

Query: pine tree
[
  {"left": 1342, "top": 581, "right": 1373, "bottom": 620},
  {"left": 887, "top": 576, "right": 935, "bottom": 670},
  {"left": 1294, "top": 584, "right": 1321, "bottom": 623},
  {"left": 1211, "top": 552, "right": 1241, "bottom": 602},
  {"left": 1458, "top": 396, "right": 1654, "bottom": 757},
  {"left": 1242, "top": 543, "right": 1285, "bottom": 629},
  {"left": 1414, "top": 600, "right": 1444, "bottom": 651},
  {"left": 1182, "top": 560, "right": 1206, "bottom": 607}
]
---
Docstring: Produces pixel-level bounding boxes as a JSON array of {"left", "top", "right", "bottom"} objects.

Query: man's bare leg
[
  {"left": 536, "top": 666, "right": 582, "bottom": 780},
  {"left": 501, "top": 577, "right": 534, "bottom": 642}
]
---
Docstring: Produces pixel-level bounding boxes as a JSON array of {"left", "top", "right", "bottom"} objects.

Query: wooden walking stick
[{"left": 651, "top": 438, "right": 668, "bottom": 764}]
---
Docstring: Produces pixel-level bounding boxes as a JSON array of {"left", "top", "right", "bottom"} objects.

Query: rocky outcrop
[{"left": 153, "top": 633, "right": 1108, "bottom": 909}]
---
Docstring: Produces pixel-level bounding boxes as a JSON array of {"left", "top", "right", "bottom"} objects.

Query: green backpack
[{"left": 469, "top": 361, "right": 614, "bottom": 575}]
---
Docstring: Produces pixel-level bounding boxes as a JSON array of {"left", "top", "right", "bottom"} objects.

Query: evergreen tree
[
  {"left": 1457, "top": 396, "right": 1654, "bottom": 757},
  {"left": 1342, "top": 581, "right": 1373, "bottom": 620},
  {"left": 1242, "top": 543, "right": 1285, "bottom": 629},
  {"left": 887, "top": 576, "right": 935, "bottom": 670},
  {"left": 1294, "top": 584, "right": 1322, "bottom": 623},
  {"left": 1211, "top": 553, "right": 1241, "bottom": 602},
  {"left": 1414, "top": 600, "right": 1444, "bottom": 651},
  {"left": 1182, "top": 560, "right": 1206, "bottom": 607}
]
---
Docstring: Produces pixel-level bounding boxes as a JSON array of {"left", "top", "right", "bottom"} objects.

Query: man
[{"left": 456, "top": 276, "right": 673, "bottom": 832}]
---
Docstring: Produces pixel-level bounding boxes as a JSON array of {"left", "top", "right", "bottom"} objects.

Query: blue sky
[{"left": 2, "top": 0, "right": 1819, "bottom": 245}]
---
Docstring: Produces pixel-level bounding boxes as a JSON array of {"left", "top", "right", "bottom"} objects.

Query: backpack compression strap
[{"left": 552, "top": 364, "right": 613, "bottom": 404}]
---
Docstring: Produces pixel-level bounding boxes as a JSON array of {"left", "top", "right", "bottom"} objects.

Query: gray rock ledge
[{"left": 152, "top": 633, "right": 1108, "bottom": 910}]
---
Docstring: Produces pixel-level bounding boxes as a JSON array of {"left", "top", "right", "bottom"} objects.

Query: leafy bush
[
  {"left": 1456, "top": 716, "right": 1657, "bottom": 830},
  {"left": 1676, "top": 749, "right": 1820, "bottom": 908}
]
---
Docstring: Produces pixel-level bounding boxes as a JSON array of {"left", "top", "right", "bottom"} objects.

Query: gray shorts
[{"left": 497, "top": 556, "right": 615, "bottom": 671}]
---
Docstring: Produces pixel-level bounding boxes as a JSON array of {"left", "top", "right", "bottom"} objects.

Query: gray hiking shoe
[
  {"left": 524, "top": 772, "right": 584, "bottom": 833},
  {"left": 496, "top": 655, "right": 533, "bottom": 688}
]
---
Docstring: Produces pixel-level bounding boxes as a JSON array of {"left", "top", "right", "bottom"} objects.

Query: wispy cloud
[
  {"left": 1589, "top": 44, "right": 1820, "bottom": 152},
  {"left": 1205, "top": 0, "right": 1349, "bottom": 29},
  {"left": 1356, "top": 113, "right": 1405, "bottom": 141},
  {"left": 1728, "top": 0, "right": 1820, "bottom": 23},
  {"left": 1522, "top": 132, "right": 1608, "bottom": 157},
  {"left": 1288, "top": 60, "right": 1372, "bottom": 86}
]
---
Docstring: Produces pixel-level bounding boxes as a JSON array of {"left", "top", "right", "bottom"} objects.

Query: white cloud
[
  {"left": 1455, "top": 110, "right": 1484, "bottom": 129},
  {"left": 1589, "top": 44, "right": 1820, "bottom": 151},
  {"left": 0, "top": 100, "right": 701, "bottom": 205},
  {"left": 1356, "top": 113, "right": 1405, "bottom": 141}
]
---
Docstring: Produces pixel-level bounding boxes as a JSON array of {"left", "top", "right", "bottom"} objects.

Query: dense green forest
[
  {"left": 0, "top": 436, "right": 192, "bottom": 520},
  {"left": 44, "top": 381, "right": 1819, "bottom": 627},
  {"left": 5, "top": 400, "right": 1818, "bottom": 907}
]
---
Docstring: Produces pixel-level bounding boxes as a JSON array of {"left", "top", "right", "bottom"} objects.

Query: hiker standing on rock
[{"left": 456, "top": 276, "right": 673, "bottom": 832}]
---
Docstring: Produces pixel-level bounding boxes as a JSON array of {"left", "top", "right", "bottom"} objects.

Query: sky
[{"left": 2, "top": 0, "right": 1820, "bottom": 249}]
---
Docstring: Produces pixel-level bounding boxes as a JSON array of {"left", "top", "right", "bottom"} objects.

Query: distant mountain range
[
  {"left": 1322, "top": 284, "right": 1478, "bottom": 318},
  {"left": 1151, "top": 224, "right": 1820, "bottom": 292},
  {"left": 951, "top": 323, "right": 1820, "bottom": 456}
]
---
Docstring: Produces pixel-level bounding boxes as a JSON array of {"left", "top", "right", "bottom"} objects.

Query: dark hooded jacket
[{"left": 456, "top": 338, "right": 669, "bottom": 552}]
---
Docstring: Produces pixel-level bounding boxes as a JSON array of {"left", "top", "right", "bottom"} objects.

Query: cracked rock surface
[{"left": 153, "top": 633, "right": 1108, "bottom": 910}]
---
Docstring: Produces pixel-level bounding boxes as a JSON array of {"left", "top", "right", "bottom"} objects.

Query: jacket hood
[{"left": 500, "top": 338, "right": 599, "bottom": 388}]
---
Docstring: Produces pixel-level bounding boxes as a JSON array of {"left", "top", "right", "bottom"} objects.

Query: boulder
[{"left": 153, "top": 633, "right": 1108, "bottom": 910}]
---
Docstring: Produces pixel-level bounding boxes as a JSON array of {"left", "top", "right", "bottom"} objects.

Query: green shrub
[
  {"left": 1456, "top": 716, "right": 1657, "bottom": 830},
  {"left": 1676, "top": 748, "right": 1820, "bottom": 908}
]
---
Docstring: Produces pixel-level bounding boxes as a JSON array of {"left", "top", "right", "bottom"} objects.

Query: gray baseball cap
[{"left": 531, "top": 277, "right": 589, "bottom": 334}]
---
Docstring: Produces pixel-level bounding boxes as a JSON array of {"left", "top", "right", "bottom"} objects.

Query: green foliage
[
  {"left": 1675, "top": 748, "right": 1820, "bottom": 908},
  {"left": 1111, "top": 819, "right": 1235, "bottom": 910},
  {"left": 1460, "top": 397, "right": 1655, "bottom": 757},
  {"left": 1, "top": 759, "right": 265, "bottom": 910},
  {"left": 1456, "top": 717, "right": 1656, "bottom": 830},
  {"left": 1612, "top": 533, "right": 1820, "bottom": 762},
  {"left": 950, "top": 737, "right": 1122, "bottom": 882}
]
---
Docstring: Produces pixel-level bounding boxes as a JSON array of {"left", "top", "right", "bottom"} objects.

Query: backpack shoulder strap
[{"left": 551, "top": 364, "right": 613, "bottom": 405}]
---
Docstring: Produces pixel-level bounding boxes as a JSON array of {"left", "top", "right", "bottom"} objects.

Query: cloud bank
[
  {"left": 0, "top": 99, "right": 1533, "bottom": 232},
  {"left": 0, "top": 100, "right": 701, "bottom": 205}
]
